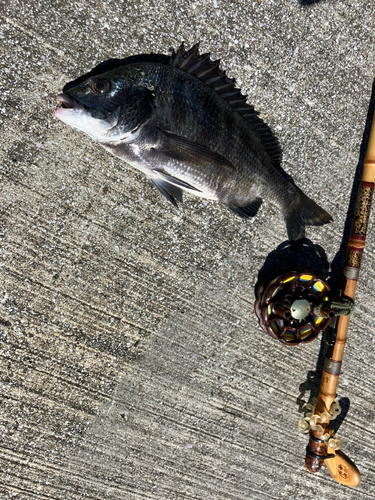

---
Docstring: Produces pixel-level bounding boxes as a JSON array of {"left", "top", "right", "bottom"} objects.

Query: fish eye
[{"left": 92, "top": 79, "right": 111, "bottom": 94}]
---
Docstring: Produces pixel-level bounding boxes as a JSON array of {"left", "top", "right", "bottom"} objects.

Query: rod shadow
[
  {"left": 330, "top": 79, "right": 375, "bottom": 283},
  {"left": 297, "top": 338, "right": 351, "bottom": 436},
  {"left": 260, "top": 78, "right": 375, "bottom": 431},
  {"left": 310, "top": 78, "right": 375, "bottom": 430},
  {"left": 255, "top": 77, "right": 375, "bottom": 429},
  {"left": 296, "top": 333, "right": 351, "bottom": 434}
]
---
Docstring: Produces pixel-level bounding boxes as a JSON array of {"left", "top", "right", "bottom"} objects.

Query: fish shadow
[
  {"left": 299, "top": 0, "right": 325, "bottom": 5},
  {"left": 254, "top": 238, "right": 330, "bottom": 299}
]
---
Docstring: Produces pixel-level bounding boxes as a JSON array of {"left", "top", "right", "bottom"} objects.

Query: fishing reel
[{"left": 255, "top": 267, "right": 334, "bottom": 345}]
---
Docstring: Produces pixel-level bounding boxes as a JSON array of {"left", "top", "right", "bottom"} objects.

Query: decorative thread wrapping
[{"left": 352, "top": 184, "right": 374, "bottom": 237}]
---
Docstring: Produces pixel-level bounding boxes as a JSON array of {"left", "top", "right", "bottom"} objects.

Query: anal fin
[{"left": 228, "top": 199, "right": 262, "bottom": 218}]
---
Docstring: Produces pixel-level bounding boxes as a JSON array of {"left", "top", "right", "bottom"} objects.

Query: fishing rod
[
  {"left": 301, "top": 110, "right": 375, "bottom": 487},
  {"left": 255, "top": 110, "right": 375, "bottom": 486}
]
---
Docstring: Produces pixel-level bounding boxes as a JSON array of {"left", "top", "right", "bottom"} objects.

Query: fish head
[{"left": 54, "top": 66, "right": 154, "bottom": 142}]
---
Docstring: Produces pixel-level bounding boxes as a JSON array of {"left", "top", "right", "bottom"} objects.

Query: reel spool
[{"left": 255, "top": 268, "right": 334, "bottom": 345}]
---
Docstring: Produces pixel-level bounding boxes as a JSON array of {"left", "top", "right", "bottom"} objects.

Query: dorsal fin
[{"left": 170, "top": 43, "right": 282, "bottom": 167}]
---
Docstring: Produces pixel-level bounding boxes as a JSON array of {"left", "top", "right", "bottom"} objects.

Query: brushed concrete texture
[{"left": 1, "top": 0, "right": 375, "bottom": 499}]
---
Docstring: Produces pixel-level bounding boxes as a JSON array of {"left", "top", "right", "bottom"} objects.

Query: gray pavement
[{"left": 1, "top": 1, "right": 375, "bottom": 499}]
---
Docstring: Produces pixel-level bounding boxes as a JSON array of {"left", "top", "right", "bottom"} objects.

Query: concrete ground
[{"left": 1, "top": 0, "right": 375, "bottom": 498}]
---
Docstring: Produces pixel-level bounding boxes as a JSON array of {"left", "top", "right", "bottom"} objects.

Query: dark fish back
[{"left": 169, "top": 43, "right": 282, "bottom": 168}]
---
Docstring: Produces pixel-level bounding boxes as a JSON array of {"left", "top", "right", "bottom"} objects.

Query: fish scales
[
  {"left": 118, "top": 63, "right": 263, "bottom": 202},
  {"left": 55, "top": 43, "right": 332, "bottom": 240}
]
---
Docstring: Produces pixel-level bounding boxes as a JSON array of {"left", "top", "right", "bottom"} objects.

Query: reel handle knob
[{"left": 325, "top": 450, "right": 361, "bottom": 487}]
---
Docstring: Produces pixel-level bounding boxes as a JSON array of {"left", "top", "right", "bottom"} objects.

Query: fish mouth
[
  {"left": 56, "top": 93, "right": 86, "bottom": 111},
  {"left": 54, "top": 93, "right": 88, "bottom": 123},
  {"left": 57, "top": 94, "right": 75, "bottom": 109}
]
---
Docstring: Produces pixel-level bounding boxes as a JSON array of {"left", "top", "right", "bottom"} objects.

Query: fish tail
[{"left": 283, "top": 188, "right": 332, "bottom": 241}]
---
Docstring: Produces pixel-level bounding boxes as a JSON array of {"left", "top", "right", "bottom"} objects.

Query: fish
[{"left": 54, "top": 43, "right": 332, "bottom": 240}]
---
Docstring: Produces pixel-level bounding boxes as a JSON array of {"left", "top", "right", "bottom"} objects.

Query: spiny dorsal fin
[{"left": 170, "top": 42, "right": 282, "bottom": 167}]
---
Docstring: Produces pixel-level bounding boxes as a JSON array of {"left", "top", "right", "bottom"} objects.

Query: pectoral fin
[
  {"left": 156, "top": 129, "right": 235, "bottom": 173},
  {"left": 156, "top": 171, "right": 201, "bottom": 191}
]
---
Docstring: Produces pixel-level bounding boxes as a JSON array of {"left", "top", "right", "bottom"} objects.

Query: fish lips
[{"left": 54, "top": 93, "right": 86, "bottom": 117}]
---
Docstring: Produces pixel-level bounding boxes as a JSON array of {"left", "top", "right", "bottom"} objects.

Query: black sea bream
[{"left": 55, "top": 43, "right": 332, "bottom": 240}]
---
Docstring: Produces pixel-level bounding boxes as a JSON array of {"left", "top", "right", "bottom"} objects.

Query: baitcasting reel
[{"left": 255, "top": 268, "right": 334, "bottom": 345}]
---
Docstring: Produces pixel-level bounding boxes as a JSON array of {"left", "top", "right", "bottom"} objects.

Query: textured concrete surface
[{"left": 1, "top": 0, "right": 375, "bottom": 499}]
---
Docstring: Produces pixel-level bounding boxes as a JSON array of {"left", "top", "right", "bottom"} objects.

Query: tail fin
[{"left": 283, "top": 188, "right": 332, "bottom": 241}]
